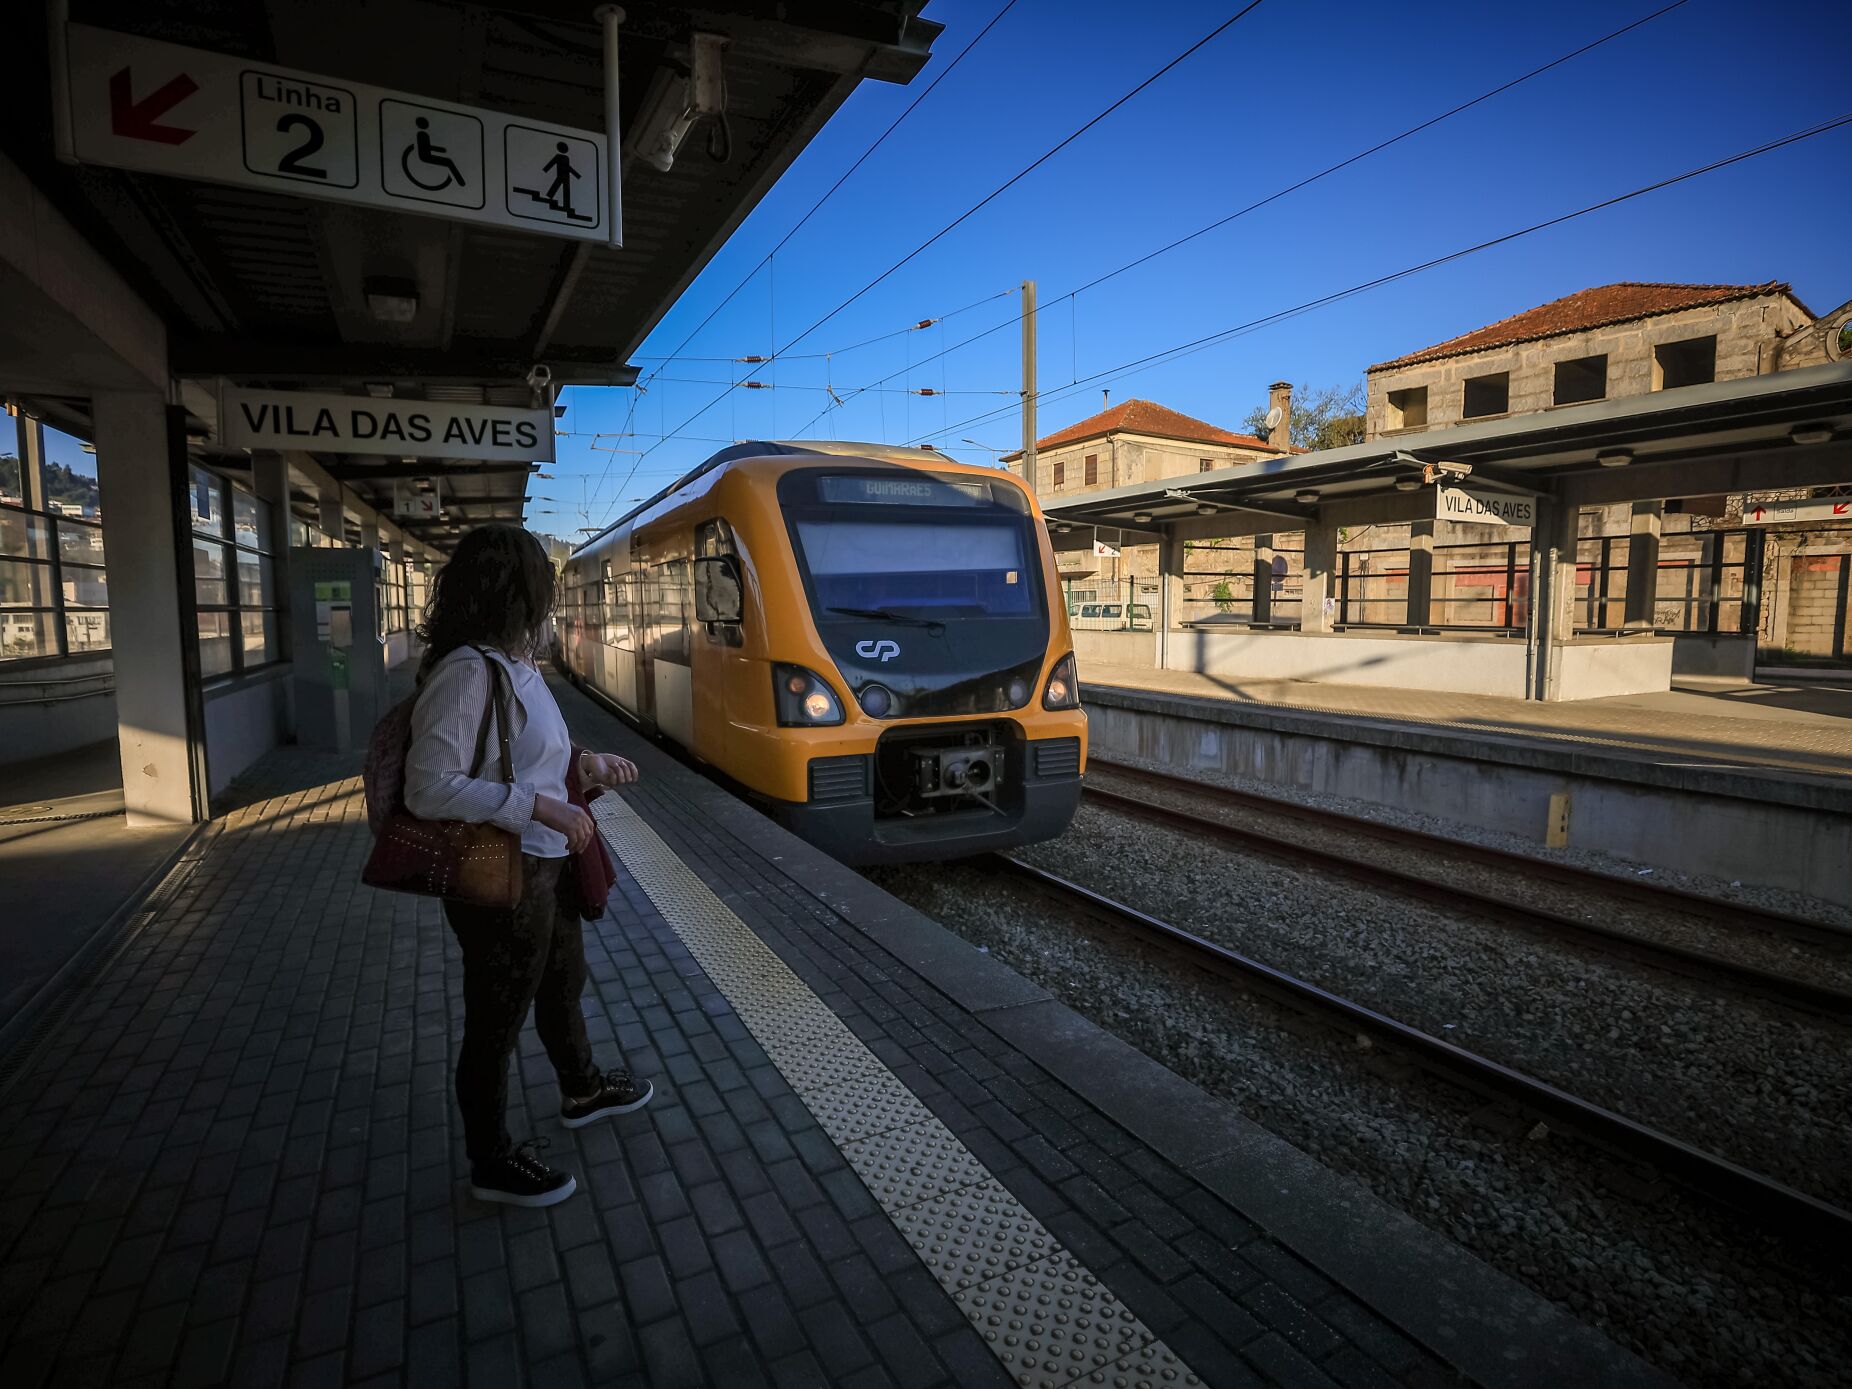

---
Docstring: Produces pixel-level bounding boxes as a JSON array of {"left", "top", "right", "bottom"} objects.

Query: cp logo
[{"left": 855, "top": 639, "right": 900, "bottom": 662}]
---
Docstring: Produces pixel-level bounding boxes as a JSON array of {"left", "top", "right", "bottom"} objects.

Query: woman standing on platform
[{"left": 404, "top": 523, "right": 653, "bottom": 1208}]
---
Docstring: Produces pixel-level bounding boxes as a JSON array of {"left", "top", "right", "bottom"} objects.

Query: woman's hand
[
  {"left": 579, "top": 752, "right": 641, "bottom": 790},
  {"left": 533, "top": 795, "right": 595, "bottom": 852}
]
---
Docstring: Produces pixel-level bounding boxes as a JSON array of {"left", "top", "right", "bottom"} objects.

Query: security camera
[
  {"left": 1433, "top": 460, "right": 1472, "bottom": 478},
  {"left": 526, "top": 364, "right": 553, "bottom": 390}
]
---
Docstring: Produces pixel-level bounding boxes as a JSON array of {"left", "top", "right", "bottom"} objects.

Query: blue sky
[{"left": 534, "top": 0, "right": 1852, "bottom": 539}]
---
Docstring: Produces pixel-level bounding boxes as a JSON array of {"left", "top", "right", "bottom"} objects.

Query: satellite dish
[{"left": 1262, "top": 406, "right": 1284, "bottom": 434}]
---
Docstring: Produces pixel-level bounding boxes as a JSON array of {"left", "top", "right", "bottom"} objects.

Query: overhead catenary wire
[
  {"left": 904, "top": 111, "right": 1852, "bottom": 449},
  {"left": 630, "top": 0, "right": 1025, "bottom": 387},
  {"left": 794, "top": 0, "right": 1702, "bottom": 438},
  {"left": 596, "top": 3, "right": 1270, "bottom": 525}
]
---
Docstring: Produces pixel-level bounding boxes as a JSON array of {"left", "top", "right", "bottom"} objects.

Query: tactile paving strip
[{"left": 592, "top": 795, "right": 1202, "bottom": 1389}]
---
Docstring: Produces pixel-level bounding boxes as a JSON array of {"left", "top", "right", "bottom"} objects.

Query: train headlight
[
  {"left": 1042, "top": 653, "right": 1079, "bottom": 710},
  {"left": 773, "top": 665, "right": 844, "bottom": 726},
  {"left": 859, "top": 684, "right": 893, "bottom": 718},
  {"left": 1006, "top": 676, "right": 1029, "bottom": 707}
]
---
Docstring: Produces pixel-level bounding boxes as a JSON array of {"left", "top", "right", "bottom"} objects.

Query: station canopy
[
  {"left": 1, "top": 0, "right": 940, "bottom": 549},
  {"left": 1039, "top": 363, "right": 1852, "bottom": 545}
]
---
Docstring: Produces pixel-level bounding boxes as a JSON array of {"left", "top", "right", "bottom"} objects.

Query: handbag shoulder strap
[{"left": 468, "top": 647, "right": 517, "bottom": 785}]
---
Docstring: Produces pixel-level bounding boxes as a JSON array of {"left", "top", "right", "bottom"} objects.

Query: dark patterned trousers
[{"left": 443, "top": 855, "right": 600, "bottom": 1163}]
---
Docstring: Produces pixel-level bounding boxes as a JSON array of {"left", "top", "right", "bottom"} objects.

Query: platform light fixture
[
  {"left": 1056, "top": 523, "right": 1073, "bottom": 533},
  {"left": 1597, "top": 449, "right": 1633, "bottom": 468},
  {"left": 1196, "top": 504, "right": 1216, "bottom": 516},
  {"left": 1394, "top": 477, "right": 1420, "bottom": 492},
  {"left": 1790, "top": 425, "right": 1835, "bottom": 445},
  {"left": 1132, "top": 512, "right": 1153, "bottom": 524},
  {"left": 364, "top": 277, "right": 420, "bottom": 324},
  {"left": 1295, "top": 490, "right": 1319, "bottom": 505}
]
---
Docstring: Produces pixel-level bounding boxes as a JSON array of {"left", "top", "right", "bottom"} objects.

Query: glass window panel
[
  {"left": 1, "top": 611, "right": 57, "bottom": 660},
  {"left": 41, "top": 425, "right": 100, "bottom": 517},
  {"left": 240, "top": 611, "right": 275, "bottom": 665},
  {"left": 66, "top": 610, "right": 110, "bottom": 653},
  {"left": 63, "top": 566, "right": 108, "bottom": 608},
  {"left": 190, "top": 466, "right": 226, "bottom": 537},
  {"left": 197, "top": 612, "right": 234, "bottom": 676},
  {"left": 1, "top": 508, "right": 53, "bottom": 560},
  {"left": 233, "top": 487, "right": 268, "bottom": 552},
  {"left": 0, "top": 558, "right": 56, "bottom": 607},
  {"left": 236, "top": 552, "right": 272, "bottom": 608},
  {"left": 0, "top": 452, "right": 19, "bottom": 504},
  {"left": 55, "top": 519, "right": 106, "bottom": 567},
  {"left": 193, "top": 538, "right": 228, "bottom": 606}
]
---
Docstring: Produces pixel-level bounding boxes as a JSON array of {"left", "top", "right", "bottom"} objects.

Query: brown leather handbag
[{"left": 362, "top": 652, "right": 523, "bottom": 910}]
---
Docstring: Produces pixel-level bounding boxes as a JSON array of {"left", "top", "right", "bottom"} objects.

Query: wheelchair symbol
[{"left": 402, "top": 117, "right": 466, "bottom": 192}]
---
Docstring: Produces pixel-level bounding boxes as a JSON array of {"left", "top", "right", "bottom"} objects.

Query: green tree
[
  {"left": 1210, "top": 579, "right": 1235, "bottom": 614},
  {"left": 1244, "top": 381, "right": 1366, "bottom": 452}
]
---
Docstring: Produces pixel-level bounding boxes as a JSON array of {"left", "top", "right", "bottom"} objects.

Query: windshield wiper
[{"left": 826, "top": 606, "right": 946, "bottom": 633}]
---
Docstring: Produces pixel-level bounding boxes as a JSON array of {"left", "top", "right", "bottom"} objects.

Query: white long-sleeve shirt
[{"left": 404, "top": 645, "right": 572, "bottom": 859}]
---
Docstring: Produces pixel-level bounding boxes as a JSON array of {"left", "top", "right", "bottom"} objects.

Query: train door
[
  {"left": 691, "top": 518, "right": 744, "bottom": 766},
  {"left": 631, "top": 538, "right": 657, "bottom": 730},
  {"left": 651, "top": 557, "right": 696, "bottom": 748}
]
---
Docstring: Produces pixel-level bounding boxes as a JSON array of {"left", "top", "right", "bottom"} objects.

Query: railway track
[
  {"left": 1084, "top": 758, "right": 1852, "bottom": 1020},
  {"left": 988, "top": 853, "right": 1852, "bottom": 1251}
]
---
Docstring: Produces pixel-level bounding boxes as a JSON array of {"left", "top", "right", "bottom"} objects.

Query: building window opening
[
  {"left": 191, "top": 465, "right": 280, "bottom": 679},
  {"left": 1387, "top": 386, "right": 1427, "bottom": 430},
  {"left": 1052, "top": 460, "right": 1064, "bottom": 489},
  {"left": 1199, "top": 457, "right": 1213, "bottom": 472},
  {"left": 1084, "top": 454, "right": 1098, "bottom": 486},
  {"left": 1653, "top": 336, "right": 1716, "bottom": 390},
  {"left": 1462, "top": 371, "right": 1509, "bottom": 419},
  {"left": 1553, "top": 354, "right": 1607, "bottom": 405},
  {"left": 2, "top": 417, "right": 109, "bottom": 662}
]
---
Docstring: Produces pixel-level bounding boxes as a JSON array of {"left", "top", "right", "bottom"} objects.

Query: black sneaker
[
  {"left": 561, "top": 1068, "right": 654, "bottom": 1128},
  {"left": 469, "top": 1139, "right": 577, "bottom": 1208}
]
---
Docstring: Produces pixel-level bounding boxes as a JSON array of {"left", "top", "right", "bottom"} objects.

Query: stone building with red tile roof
[
  {"left": 1363, "top": 282, "right": 1814, "bottom": 440},
  {"left": 1001, "top": 395, "right": 1286, "bottom": 499}
]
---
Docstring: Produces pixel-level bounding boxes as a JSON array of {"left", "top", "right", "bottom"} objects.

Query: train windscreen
[{"left": 792, "top": 516, "right": 1035, "bottom": 616}]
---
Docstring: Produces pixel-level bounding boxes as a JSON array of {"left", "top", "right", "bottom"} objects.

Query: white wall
[
  {"left": 1072, "top": 630, "right": 1156, "bottom": 667},
  {"left": 1170, "top": 629, "right": 1532, "bottom": 697},
  {"left": 205, "top": 672, "right": 293, "bottom": 797},
  {"left": 0, "top": 657, "right": 118, "bottom": 763},
  {"left": 1555, "top": 639, "right": 1675, "bottom": 700}
]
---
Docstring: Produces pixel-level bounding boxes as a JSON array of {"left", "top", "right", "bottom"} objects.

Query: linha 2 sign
[
  {"left": 222, "top": 389, "right": 553, "bottom": 463},
  {"left": 1437, "top": 485, "right": 1535, "bottom": 528}
]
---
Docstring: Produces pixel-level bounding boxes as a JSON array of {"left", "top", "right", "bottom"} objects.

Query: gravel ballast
[
  {"left": 1020, "top": 801, "right": 1852, "bottom": 1208},
  {"left": 865, "top": 861, "right": 1852, "bottom": 1389}
]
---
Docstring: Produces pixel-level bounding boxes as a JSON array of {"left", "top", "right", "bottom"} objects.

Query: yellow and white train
[{"left": 558, "top": 441, "right": 1086, "bottom": 864}]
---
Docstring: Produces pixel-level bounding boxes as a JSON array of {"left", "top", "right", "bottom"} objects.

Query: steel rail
[
  {"left": 1088, "top": 757, "right": 1852, "bottom": 952},
  {"left": 989, "top": 854, "right": 1852, "bottom": 1250},
  {"left": 1078, "top": 778, "right": 1852, "bottom": 1021}
]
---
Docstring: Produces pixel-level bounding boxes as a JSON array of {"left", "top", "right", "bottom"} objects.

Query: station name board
[
  {"left": 222, "top": 389, "right": 553, "bottom": 463},
  {"left": 1437, "top": 485, "right": 1536, "bottom": 528}
]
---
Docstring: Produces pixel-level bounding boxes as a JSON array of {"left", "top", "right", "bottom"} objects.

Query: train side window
[{"left": 694, "top": 519, "right": 744, "bottom": 647}]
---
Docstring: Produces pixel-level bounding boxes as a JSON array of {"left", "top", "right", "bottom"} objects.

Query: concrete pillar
[
  {"left": 1157, "top": 536, "right": 1187, "bottom": 669},
  {"left": 1621, "top": 501, "right": 1663, "bottom": 632},
  {"left": 1251, "top": 534, "right": 1274, "bottom": 624},
  {"left": 318, "top": 482, "right": 346, "bottom": 545},
  {"left": 251, "top": 451, "right": 293, "bottom": 668},
  {"left": 94, "top": 392, "right": 207, "bottom": 824},
  {"left": 1301, "top": 519, "right": 1337, "bottom": 633},
  {"left": 1407, "top": 520, "right": 1435, "bottom": 628},
  {"left": 1531, "top": 499, "right": 1580, "bottom": 701}
]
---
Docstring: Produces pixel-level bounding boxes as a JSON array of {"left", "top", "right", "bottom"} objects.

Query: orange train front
[{"left": 559, "top": 441, "right": 1087, "bottom": 864}]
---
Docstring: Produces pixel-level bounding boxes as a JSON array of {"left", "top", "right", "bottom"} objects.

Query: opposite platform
[{"left": 0, "top": 672, "right": 1661, "bottom": 1387}]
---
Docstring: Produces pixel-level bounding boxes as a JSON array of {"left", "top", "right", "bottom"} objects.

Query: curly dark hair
[{"left": 417, "top": 523, "right": 557, "bottom": 682}]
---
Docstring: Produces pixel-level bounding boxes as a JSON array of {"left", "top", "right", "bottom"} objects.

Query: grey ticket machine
[{"left": 289, "top": 546, "right": 388, "bottom": 751}]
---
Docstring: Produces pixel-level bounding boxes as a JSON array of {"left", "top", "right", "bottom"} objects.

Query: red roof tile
[
  {"left": 1368, "top": 281, "right": 1803, "bottom": 372},
  {"left": 1000, "top": 398, "right": 1276, "bottom": 461}
]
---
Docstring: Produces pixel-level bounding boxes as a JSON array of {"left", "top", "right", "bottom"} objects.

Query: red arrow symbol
[
  {"left": 1835, "top": 503, "right": 1848, "bottom": 516},
  {"left": 109, "top": 67, "right": 199, "bottom": 145},
  {"left": 1751, "top": 506, "right": 1765, "bottom": 520}
]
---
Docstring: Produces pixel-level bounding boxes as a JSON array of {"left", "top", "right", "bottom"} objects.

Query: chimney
[
  {"left": 1102, "top": 389, "right": 1111, "bottom": 409},
  {"left": 1267, "top": 381, "right": 1292, "bottom": 451}
]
